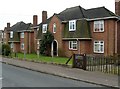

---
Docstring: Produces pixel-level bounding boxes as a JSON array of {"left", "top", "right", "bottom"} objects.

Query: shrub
[
  {"left": 1, "top": 44, "right": 11, "bottom": 56},
  {"left": 40, "top": 31, "right": 54, "bottom": 55}
]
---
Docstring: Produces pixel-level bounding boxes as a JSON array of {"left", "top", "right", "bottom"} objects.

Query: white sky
[{"left": 0, "top": 0, "right": 115, "bottom": 29}]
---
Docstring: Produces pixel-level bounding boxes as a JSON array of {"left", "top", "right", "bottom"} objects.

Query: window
[
  {"left": 37, "top": 40, "right": 40, "bottom": 49},
  {"left": 94, "top": 20, "right": 104, "bottom": 32},
  {"left": 20, "top": 32, "right": 24, "bottom": 38},
  {"left": 2, "top": 33, "right": 3, "bottom": 38},
  {"left": 42, "top": 24, "right": 47, "bottom": 33},
  {"left": 4, "top": 33, "right": 6, "bottom": 38},
  {"left": 10, "top": 31, "right": 13, "bottom": 38},
  {"left": 21, "top": 43, "right": 24, "bottom": 50},
  {"left": 53, "top": 23, "right": 56, "bottom": 33},
  {"left": 10, "top": 43, "right": 14, "bottom": 49},
  {"left": 69, "top": 41, "right": 77, "bottom": 50},
  {"left": 69, "top": 20, "right": 76, "bottom": 31},
  {"left": 94, "top": 41, "right": 104, "bottom": 53},
  {"left": 37, "top": 28, "right": 39, "bottom": 31}
]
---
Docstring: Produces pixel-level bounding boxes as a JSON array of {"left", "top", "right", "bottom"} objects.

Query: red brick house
[
  {"left": 4, "top": 21, "right": 34, "bottom": 53},
  {"left": 0, "top": 30, "right": 4, "bottom": 44},
  {"left": 36, "top": 5, "right": 120, "bottom": 57}
]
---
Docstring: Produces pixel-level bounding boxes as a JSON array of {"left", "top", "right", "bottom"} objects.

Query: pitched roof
[
  {"left": 39, "top": 6, "right": 116, "bottom": 24},
  {"left": 85, "top": 7, "right": 116, "bottom": 19},
  {"left": 10, "top": 21, "right": 32, "bottom": 32},
  {"left": 57, "top": 6, "right": 86, "bottom": 21},
  {"left": 63, "top": 19, "right": 91, "bottom": 39}
]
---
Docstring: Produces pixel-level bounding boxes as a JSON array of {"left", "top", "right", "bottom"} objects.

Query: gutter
[
  {"left": 62, "top": 38, "right": 92, "bottom": 40},
  {"left": 17, "top": 30, "right": 34, "bottom": 32},
  {"left": 61, "top": 16, "right": 118, "bottom": 23},
  {"left": 86, "top": 16, "right": 118, "bottom": 21},
  {"left": 8, "top": 41, "right": 20, "bottom": 43}
]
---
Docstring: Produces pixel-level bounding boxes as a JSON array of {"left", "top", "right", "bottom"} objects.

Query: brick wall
[
  {"left": 33, "top": 28, "right": 37, "bottom": 53},
  {"left": 117, "top": 21, "right": 120, "bottom": 54},
  {"left": 63, "top": 40, "right": 92, "bottom": 57},
  {"left": 14, "top": 43, "right": 20, "bottom": 53},
  {"left": 48, "top": 15, "right": 64, "bottom": 56},
  {"left": 29, "top": 32, "right": 35, "bottom": 53},
  {"left": 24, "top": 32, "right": 29, "bottom": 53},
  {"left": 90, "top": 19, "right": 116, "bottom": 56}
]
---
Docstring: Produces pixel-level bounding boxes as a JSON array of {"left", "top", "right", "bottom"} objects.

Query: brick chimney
[
  {"left": 115, "top": 0, "right": 120, "bottom": 15},
  {"left": 7, "top": 23, "right": 10, "bottom": 28},
  {"left": 42, "top": 11, "right": 47, "bottom": 23},
  {"left": 33, "top": 15, "right": 38, "bottom": 26}
]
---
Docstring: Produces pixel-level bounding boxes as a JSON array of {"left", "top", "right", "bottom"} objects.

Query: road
[{"left": 2, "top": 63, "right": 109, "bottom": 87}]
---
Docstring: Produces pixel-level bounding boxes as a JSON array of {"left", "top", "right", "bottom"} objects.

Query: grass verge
[{"left": 12, "top": 53, "right": 72, "bottom": 65}]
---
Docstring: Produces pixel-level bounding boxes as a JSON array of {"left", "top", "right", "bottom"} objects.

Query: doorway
[{"left": 51, "top": 40, "right": 58, "bottom": 56}]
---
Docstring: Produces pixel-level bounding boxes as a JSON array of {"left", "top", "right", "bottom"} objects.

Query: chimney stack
[
  {"left": 33, "top": 15, "right": 38, "bottom": 26},
  {"left": 42, "top": 11, "right": 47, "bottom": 23},
  {"left": 115, "top": 0, "right": 120, "bottom": 15},
  {"left": 7, "top": 23, "right": 10, "bottom": 28}
]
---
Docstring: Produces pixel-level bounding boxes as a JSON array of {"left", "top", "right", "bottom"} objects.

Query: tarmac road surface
[{"left": 2, "top": 63, "right": 108, "bottom": 87}]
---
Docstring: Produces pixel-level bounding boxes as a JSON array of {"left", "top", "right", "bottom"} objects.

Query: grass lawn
[{"left": 12, "top": 53, "right": 72, "bottom": 65}]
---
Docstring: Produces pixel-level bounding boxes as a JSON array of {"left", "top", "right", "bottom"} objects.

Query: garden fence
[{"left": 86, "top": 55, "right": 120, "bottom": 75}]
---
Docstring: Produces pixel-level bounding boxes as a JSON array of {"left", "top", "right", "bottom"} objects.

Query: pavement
[{"left": 1, "top": 57, "right": 119, "bottom": 88}]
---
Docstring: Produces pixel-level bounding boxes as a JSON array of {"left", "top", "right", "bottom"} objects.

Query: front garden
[{"left": 11, "top": 52, "right": 72, "bottom": 65}]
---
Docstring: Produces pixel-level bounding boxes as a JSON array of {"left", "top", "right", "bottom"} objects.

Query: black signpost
[{"left": 73, "top": 54, "right": 87, "bottom": 70}]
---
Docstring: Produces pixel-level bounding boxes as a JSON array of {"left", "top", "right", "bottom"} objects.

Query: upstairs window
[
  {"left": 20, "top": 32, "right": 24, "bottom": 38},
  {"left": 69, "top": 41, "right": 77, "bottom": 50},
  {"left": 94, "top": 20, "right": 104, "bottom": 32},
  {"left": 69, "top": 20, "right": 76, "bottom": 31},
  {"left": 42, "top": 24, "right": 47, "bottom": 33},
  {"left": 94, "top": 41, "right": 104, "bottom": 53},
  {"left": 10, "top": 31, "right": 13, "bottom": 38},
  {"left": 53, "top": 23, "right": 56, "bottom": 33}
]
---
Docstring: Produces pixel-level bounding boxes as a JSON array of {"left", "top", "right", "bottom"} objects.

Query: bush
[
  {"left": 1, "top": 44, "right": 11, "bottom": 56},
  {"left": 40, "top": 31, "right": 54, "bottom": 55}
]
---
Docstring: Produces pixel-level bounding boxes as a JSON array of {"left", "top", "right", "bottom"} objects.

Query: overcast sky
[{"left": 0, "top": 0, "right": 115, "bottom": 29}]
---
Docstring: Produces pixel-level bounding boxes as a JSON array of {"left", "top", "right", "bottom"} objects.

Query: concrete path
[{"left": 1, "top": 57, "right": 119, "bottom": 88}]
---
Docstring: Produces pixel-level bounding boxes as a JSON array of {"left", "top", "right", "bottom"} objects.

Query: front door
[
  {"left": 51, "top": 40, "right": 58, "bottom": 56},
  {"left": 53, "top": 41, "right": 57, "bottom": 56}
]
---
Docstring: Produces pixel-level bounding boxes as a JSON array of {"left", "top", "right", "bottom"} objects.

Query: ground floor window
[
  {"left": 37, "top": 40, "right": 40, "bottom": 49},
  {"left": 69, "top": 41, "right": 77, "bottom": 50},
  {"left": 94, "top": 41, "right": 104, "bottom": 53},
  {"left": 21, "top": 43, "right": 24, "bottom": 50},
  {"left": 10, "top": 43, "right": 14, "bottom": 49}
]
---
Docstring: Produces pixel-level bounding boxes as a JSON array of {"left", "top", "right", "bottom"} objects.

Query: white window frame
[
  {"left": 94, "top": 40, "right": 104, "bottom": 53},
  {"left": 20, "top": 32, "right": 24, "bottom": 38},
  {"left": 53, "top": 23, "right": 56, "bottom": 33},
  {"left": 69, "top": 41, "right": 77, "bottom": 50},
  {"left": 2, "top": 33, "right": 3, "bottom": 38},
  {"left": 94, "top": 20, "right": 104, "bottom": 32},
  {"left": 42, "top": 24, "right": 47, "bottom": 33},
  {"left": 37, "top": 40, "right": 40, "bottom": 49},
  {"left": 69, "top": 20, "right": 76, "bottom": 31},
  {"left": 21, "top": 43, "right": 24, "bottom": 50},
  {"left": 37, "top": 28, "right": 39, "bottom": 31},
  {"left": 10, "top": 31, "right": 13, "bottom": 38},
  {"left": 10, "top": 43, "right": 14, "bottom": 49},
  {"left": 4, "top": 33, "right": 6, "bottom": 38}
]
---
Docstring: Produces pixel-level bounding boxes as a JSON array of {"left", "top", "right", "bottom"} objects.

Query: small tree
[
  {"left": 1, "top": 44, "right": 11, "bottom": 56},
  {"left": 40, "top": 31, "right": 54, "bottom": 55}
]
